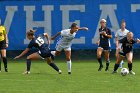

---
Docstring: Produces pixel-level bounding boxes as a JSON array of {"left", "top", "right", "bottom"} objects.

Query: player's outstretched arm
[
  {"left": 14, "top": 48, "right": 30, "bottom": 59},
  {"left": 44, "top": 33, "right": 50, "bottom": 46},
  {"left": 136, "top": 39, "right": 140, "bottom": 43},
  {"left": 78, "top": 27, "right": 88, "bottom": 31},
  {"left": 51, "top": 32, "right": 61, "bottom": 40}
]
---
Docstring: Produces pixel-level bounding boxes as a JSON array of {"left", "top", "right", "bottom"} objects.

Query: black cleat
[
  {"left": 5, "top": 68, "right": 8, "bottom": 72},
  {"left": 68, "top": 72, "right": 71, "bottom": 74},
  {"left": 98, "top": 65, "right": 103, "bottom": 71},
  {"left": 105, "top": 67, "right": 109, "bottom": 71}
]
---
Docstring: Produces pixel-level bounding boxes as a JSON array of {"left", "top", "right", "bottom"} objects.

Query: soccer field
[{"left": 0, "top": 60, "right": 139, "bottom": 93}]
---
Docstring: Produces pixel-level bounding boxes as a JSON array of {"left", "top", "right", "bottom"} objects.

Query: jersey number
[{"left": 35, "top": 37, "right": 44, "bottom": 46}]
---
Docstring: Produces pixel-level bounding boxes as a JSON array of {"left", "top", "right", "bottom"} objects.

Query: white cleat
[
  {"left": 58, "top": 70, "right": 62, "bottom": 74},
  {"left": 22, "top": 71, "right": 30, "bottom": 75},
  {"left": 129, "top": 71, "right": 135, "bottom": 75}
]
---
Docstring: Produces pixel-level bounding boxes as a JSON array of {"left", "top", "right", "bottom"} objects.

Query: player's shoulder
[
  {"left": 61, "top": 29, "right": 70, "bottom": 32},
  {"left": 125, "top": 29, "right": 129, "bottom": 32}
]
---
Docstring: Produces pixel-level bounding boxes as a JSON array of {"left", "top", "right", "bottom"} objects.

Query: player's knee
[
  {"left": 66, "top": 57, "right": 71, "bottom": 61},
  {"left": 128, "top": 60, "right": 132, "bottom": 64},
  {"left": 27, "top": 56, "right": 31, "bottom": 60}
]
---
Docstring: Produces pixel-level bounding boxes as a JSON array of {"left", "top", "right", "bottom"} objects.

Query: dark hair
[
  {"left": 121, "top": 19, "right": 126, "bottom": 24},
  {"left": 26, "top": 29, "right": 35, "bottom": 36},
  {"left": 70, "top": 23, "right": 77, "bottom": 28}
]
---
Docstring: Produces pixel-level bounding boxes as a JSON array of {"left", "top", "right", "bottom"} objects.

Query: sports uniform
[
  {"left": 28, "top": 34, "right": 51, "bottom": 59},
  {"left": 98, "top": 27, "right": 112, "bottom": 51},
  {"left": 0, "top": 26, "right": 7, "bottom": 49},
  {"left": 56, "top": 29, "right": 76, "bottom": 51}
]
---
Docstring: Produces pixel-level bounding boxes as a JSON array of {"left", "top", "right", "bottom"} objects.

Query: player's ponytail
[{"left": 26, "top": 29, "right": 36, "bottom": 36}]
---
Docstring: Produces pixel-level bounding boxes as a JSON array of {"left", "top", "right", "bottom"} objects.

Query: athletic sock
[
  {"left": 26, "top": 59, "right": 31, "bottom": 71},
  {"left": 51, "top": 51, "right": 56, "bottom": 56},
  {"left": 67, "top": 60, "right": 71, "bottom": 72},
  {"left": 97, "top": 58, "right": 103, "bottom": 66},
  {"left": 114, "top": 63, "right": 119, "bottom": 71},
  {"left": 128, "top": 63, "right": 132, "bottom": 71},
  {"left": 49, "top": 63, "right": 59, "bottom": 72},
  {"left": 3, "top": 57, "right": 8, "bottom": 71},
  {"left": 106, "top": 60, "right": 110, "bottom": 69}
]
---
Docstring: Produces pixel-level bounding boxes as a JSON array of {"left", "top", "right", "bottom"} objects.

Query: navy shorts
[
  {"left": 119, "top": 51, "right": 133, "bottom": 57},
  {"left": 38, "top": 49, "right": 52, "bottom": 59},
  {"left": 98, "top": 44, "right": 111, "bottom": 51},
  {"left": 0, "top": 40, "right": 6, "bottom": 50}
]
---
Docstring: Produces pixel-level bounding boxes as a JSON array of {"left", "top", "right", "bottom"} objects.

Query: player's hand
[
  {"left": 14, "top": 56, "right": 20, "bottom": 59},
  {"left": 5, "top": 44, "right": 8, "bottom": 48},
  {"left": 102, "top": 31, "right": 106, "bottom": 35},
  {"left": 82, "top": 27, "right": 88, "bottom": 31},
  {"left": 96, "top": 41, "right": 100, "bottom": 45},
  {"left": 51, "top": 37, "right": 55, "bottom": 40}
]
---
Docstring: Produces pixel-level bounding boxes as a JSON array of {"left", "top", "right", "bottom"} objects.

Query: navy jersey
[
  {"left": 99, "top": 27, "right": 111, "bottom": 47},
  {"left": 119, "top": 37, "right": 137, "bottom": 53},
  {"left": 28, "top": 36, "right": 50, "bottom": 54}
]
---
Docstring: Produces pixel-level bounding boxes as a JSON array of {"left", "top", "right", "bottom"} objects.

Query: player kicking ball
[
  {"left": 112, "top": 32, "right": 140, "bottom": 75},
  {"left": 51, "top": 23, "right": 88, "bottom": 74},
  {"left": 14, "top": 30, "right": 62, "bottom": 74}
]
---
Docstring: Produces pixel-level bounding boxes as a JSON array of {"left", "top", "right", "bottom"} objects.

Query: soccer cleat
[
  {"left": 112, "top": 71, "right": 117, "bottom": 74},
  {"left": 22, "top": 71, "right": 30, "bottom": 75},
  {"left": 58, "top": 70, "right": 62, "bottom": 74},
  {"left": 129, "top": 71, "right": 135, "bottom": 75},
  {"left": 68, "top": 72, "right": 71, "bottom": 74},
  {"left": 105, "top": 67, "right": 109, "bottom": 71},
  {"left": 5, "top": 68, "right": 8, "bottom": 72},
  {"left": 119, "top": 61, "right": 124, "bottom": 68},
  {"left": 98, "top": 65, "right": 103, "bottom": 71}
]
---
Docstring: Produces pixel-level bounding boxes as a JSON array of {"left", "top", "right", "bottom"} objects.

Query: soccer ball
[{"left": 121, "top": 68, "right": 129, "bottom": 76}]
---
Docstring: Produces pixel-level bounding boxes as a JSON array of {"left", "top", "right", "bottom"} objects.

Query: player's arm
[
  {"left": 51, "top": 32, "right": 61, "bottom": 40},
  {"left": 78, "top": 27, "right": 88, "bottom": 31},
  {"left": 44, "top": 33, "right": 50, "bottom": 46},
  {"left": 14, "top": 48, "right": 30, "bottom": 59},
  {"left": 115, "top": 37, "right": 120, "bottom": 49},
  {"left": 135, "top": 38, "right": 140, "bottom": 43}
]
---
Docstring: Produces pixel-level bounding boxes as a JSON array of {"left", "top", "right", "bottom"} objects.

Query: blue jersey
[
  {"left": 28, "top": 36, "right": 50, "bottom": 56},
  {"left": 99, "top": 27, "right": 111, "bottom": 47}
]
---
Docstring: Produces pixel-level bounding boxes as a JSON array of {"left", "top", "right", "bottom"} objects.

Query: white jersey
[
  {"left": 57, "top": 29, "right": 76, "bottom": 48},
  {"left": 115, "top": 29, "right": 129, "bottom": 40}
]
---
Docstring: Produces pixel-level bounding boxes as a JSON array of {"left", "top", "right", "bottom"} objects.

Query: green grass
[{"left": 0, "top": 60, "right": 139, "bottom": 93}]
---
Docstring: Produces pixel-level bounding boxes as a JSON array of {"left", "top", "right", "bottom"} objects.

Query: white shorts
[{"left": 56, "top": 44, "right": 71, "bottom": 52}]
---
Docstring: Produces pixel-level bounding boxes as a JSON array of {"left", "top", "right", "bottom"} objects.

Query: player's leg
[
  {"left": 126, "top": 52, "right": 135, "bottom": 75},
  {"left": 112, "top": 55, "right": 124, "bottom": 73},
  {"left": 104, "top": 50, "right": 110, "bottom": 71},
  {"left": 46, "top": 57, "right": 62, "bottom": 74},
  {"left": 97, "top": 47, "right": 103, "bottom": 71},
  {"left": 24, "top": 52, "right": 41, "bottom": 74},
  {"left": 1, "top": 49, "right": 8, "bottom": 72},
  {"left": 64, "top": 49, "right": 71, "bottom": 74}
]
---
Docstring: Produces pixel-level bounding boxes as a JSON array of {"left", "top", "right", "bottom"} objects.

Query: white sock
[
  {"left": 51, "top": 51, "right": 56, "bottom": 56},
  {"left": 67, "top": 60, "right": 71, "bottom": 72}
]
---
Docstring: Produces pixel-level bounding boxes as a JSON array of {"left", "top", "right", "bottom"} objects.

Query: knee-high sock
[
  {"left": 106, "top": 60, "right": 110, "bottom": 68},
  {"left": 26, "top": 59, "right": 31, "bottom": 71},
  {"left": 128, "top": 63, "right": 132, "bottom": 71},
  {"left": 114, "top": 63, "right": 119, "bottom": 71},
  {"left": 49, "top": 62, "right": 59, "bottom": 72},
  {"left": 67, "top": 60, "right": 71, "bottom": 72},
  {"left": 3, "top": 57, "right": 7, "bottom": 70},
  {"left": 51, "top": 51, "right": 56, "bottom": 56},
  {"left": 97, "top": 58, "right": 102, "bottom": 66}
]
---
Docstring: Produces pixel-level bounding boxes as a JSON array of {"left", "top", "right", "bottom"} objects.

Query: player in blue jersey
[
  {"left": 112, "top": 32, "right": 140, "bottom": 75},
  {"left": 14, "top": 30, "right": 62, "bottom": 74},
  {"left": 96, "top": 19, "right": 112, "bottom": 71}
]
